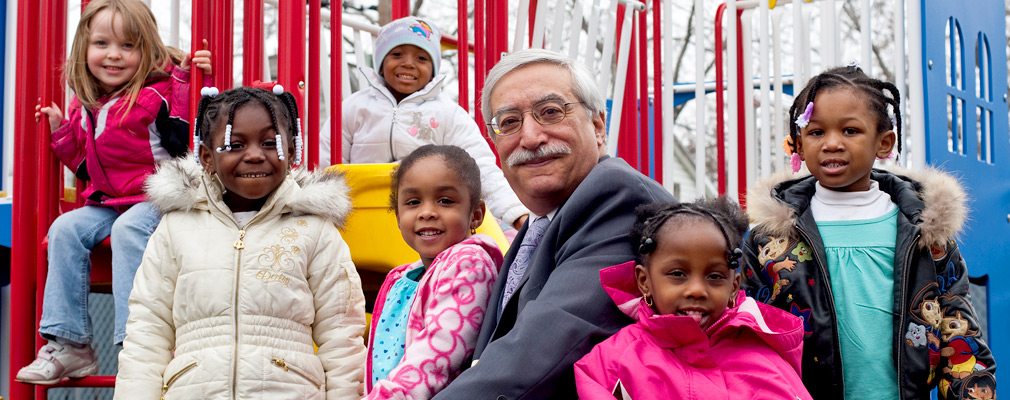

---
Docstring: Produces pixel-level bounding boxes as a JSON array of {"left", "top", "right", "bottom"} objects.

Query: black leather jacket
[{"left": 741, "top": 168, "right": 996, "bottom": 400}]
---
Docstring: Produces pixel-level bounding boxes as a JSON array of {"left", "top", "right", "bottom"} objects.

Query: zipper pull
[
  {"left": 272, "top": 358, "right": 288, "bottom": 372},
  {"left": 233, "top": 230, "right": 245, "bottom": 250},
  {"left": 161, "top": 384, "right": 168, "bottom": 400}
]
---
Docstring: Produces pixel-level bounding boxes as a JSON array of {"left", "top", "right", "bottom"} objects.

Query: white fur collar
[{"left": 747, "top": 165, "right": 968, "bottom": 249}]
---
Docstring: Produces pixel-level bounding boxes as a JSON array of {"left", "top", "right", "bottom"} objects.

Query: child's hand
[
  {"left": 181, "top": 39, "right": 213, "bottom": 75},
  {"left": 35, "top": 99, "right": 63, "bottom": 132}
]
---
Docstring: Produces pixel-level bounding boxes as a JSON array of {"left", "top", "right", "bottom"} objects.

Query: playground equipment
[{"left": 3, "top": 0, "right": 1008, "bottom": 399}]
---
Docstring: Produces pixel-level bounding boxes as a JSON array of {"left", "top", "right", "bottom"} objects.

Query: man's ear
[
  {"left": 592, "top": 110, "right": 607, "bottom": 150},
  {"left": 876, "top": 130, "right": 896, "bottom": 159}
]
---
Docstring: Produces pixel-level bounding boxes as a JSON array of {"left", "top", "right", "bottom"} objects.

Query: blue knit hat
[{"left": 373, "top": 16, "right": 442, "bottom": 77}]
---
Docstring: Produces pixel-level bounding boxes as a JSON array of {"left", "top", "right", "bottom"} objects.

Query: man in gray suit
[{"left": 433, "top": 49, "right": 675, "bottom": 399}]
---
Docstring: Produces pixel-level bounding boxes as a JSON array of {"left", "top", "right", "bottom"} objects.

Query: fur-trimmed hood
[
  {"left": 144, "top": 156, "right": 353, "bottom": 228},
  {"left": 746, "top": 165, "right": 968, "bottom": 249}
]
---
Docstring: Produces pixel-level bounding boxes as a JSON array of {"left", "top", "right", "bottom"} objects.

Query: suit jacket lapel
[{"left": 472, "top": 223, "right": 525, "bottom": 358}]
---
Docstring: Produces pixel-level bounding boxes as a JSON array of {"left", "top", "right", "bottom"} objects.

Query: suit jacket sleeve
[{"left": 434, "top": 157, "right": 675, "bottom": 399}]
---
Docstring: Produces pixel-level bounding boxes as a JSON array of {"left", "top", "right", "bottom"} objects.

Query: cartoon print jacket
[{"left": 741, "top": 167, "right": 997, "bottom": 400}]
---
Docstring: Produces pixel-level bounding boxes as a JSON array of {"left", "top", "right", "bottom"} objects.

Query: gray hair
[{"left": 480, "top": 49, "right": 606, "bottom": 125}]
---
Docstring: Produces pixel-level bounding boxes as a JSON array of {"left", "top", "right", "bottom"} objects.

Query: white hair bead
[
  {"left": 273, "top": 85, "right": 284, "bottom": 95},
  {"left": 276, "top": 133, "right": 286, "bottom": 161},
  {"left": 201, "top": 86, "right": 219, "bottom": 97}
]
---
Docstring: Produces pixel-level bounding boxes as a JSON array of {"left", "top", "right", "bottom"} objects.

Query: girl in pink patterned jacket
[
  {"left": 366, "top": 144, "right": 503, "bottom": 400},
  {"left": 575, "top": 198, "right": 812, "bottom": 400}
]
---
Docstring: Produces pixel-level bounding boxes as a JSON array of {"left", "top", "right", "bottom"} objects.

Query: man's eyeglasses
[{"left": 488, "top": 101, "right": 583, "bottom": 137}]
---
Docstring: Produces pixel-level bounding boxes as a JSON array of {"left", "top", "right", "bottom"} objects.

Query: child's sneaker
[{"left": 15, "top": 341, "right": 98, "bottom": 385}]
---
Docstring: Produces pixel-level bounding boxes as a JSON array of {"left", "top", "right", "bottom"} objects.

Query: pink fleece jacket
[
  {"left": 366, "top": 234, "right": 503, "bottom": 400},
  {"left": 50, "top": 65, "right": 197, "bottom": 207},
  {"left": 574, "top": 261, "right": 812, "bottom": 400}
]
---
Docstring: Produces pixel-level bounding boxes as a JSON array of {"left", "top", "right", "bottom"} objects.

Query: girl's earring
[
  {"left": 728, "top": 296, "right": 736, "bottom": 309},
  {"left": 644, "top": 294, "right": 654, "bottom": 307},
  {"left": 470, "top": 228, "right": 477, "bottom": 235}
]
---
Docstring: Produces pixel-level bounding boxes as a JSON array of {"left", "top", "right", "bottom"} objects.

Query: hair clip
[
  {"left": 200, "top": 86, "right": 219, "bottom": 97},
  {"left": 848, "top": 60, "right": 861, "bottom": 71},
  {"left": 638, "top": 237, "right": 656, "bottom": 254},
  {"left": 795, "top": 102, "right": 814, "bottom": 129}
]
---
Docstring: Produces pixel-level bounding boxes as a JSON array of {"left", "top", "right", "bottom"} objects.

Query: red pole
[
  {"left": 734, "top": 10, "right": 746, "bottom": 206},
  {"left": 190, "top": 0, "right": 211, "bottom": 138},
  {"left": 11, "top": 0, "right": 42, "bottom": 398},
  {"left": 714, "top": 3, "right": 727, "bottom": 196},
  {"left": 637, "top": 8, "right": 650, "bottom": 176},
  {"left": 651, "top": 0, "right": 664, "bottom": 183},
  {"left": 307, "top": 0, "right": 321, "bottom": 169},
  {"left": 616, "top": 5, "right": 639, "bottom": 169},
  {"left": 243, "top": 0, "right": 264, "bottom": 86},
  {"left": 391, "top": 0, "right": 409, "bottom": 19},
  {"left": 457, "top": 0, "right": 469, "bottom": 112},
  {"left": 211, "top": 0, "right": 233, "bottom": 90},
  {"left": 278, "top": 0, "right": 306, "bottom": 122},
  {"left": 474, "top": 0, "right": 486, "bottom": 136},
  {"left": 331, "top": 2, "right": 342, "bottom": 164},
  {"left": 528, "top": 0, "right": 538, "bottom": 47}
]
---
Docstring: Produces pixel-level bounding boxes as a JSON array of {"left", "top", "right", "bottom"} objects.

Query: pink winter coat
[
  {"left": 50, "top": 65, "right": 196, "bottom": 207},
  {"left": 574, "top": 261, "right": 812, "bottom": 400},
  {"left": 366, "top": 234, "right": 503, "bottom": 400}
]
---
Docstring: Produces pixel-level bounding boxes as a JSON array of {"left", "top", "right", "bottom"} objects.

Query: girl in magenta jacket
[
  {"left": 16, "top": 0, "right": 210, "bottom": 386},
  {"left": 574, "top": 198, "right": 811, "bottom": 400},
  {"left": 366, "top": 145, "right": 503, "bottom": 400}
]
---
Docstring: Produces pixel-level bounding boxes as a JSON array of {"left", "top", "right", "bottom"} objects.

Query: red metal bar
[
  {"left": 734, "top": 10, "right": 746, "bottom": 206},
  {"left": 278, "top": 0, "right": 306, "bottom": 116},
  {"left": 616, "top": 5, "right": 639, "bottom": 169},
  {"left": 474, "top": 0, "right": 486, "bottom": 137},
  {"left": 243, "top": 0, "right": 264, "bottom": 86},
  {"left": 11, "top": 0, "right": 42, "bottom": 397},
  {"left": 211, "top": 0, "right": 233, "bottom": 90},
  {"left": 391, "top": 0, "right": 409, "bottom": 19},
  {"left": 528, "top": 0, "right": 538, "bottom": 47},
  {"left": 331, "top": 2, "right": 342, "bottom": 164},
  {"left": 651, "top": 0, "right": 664, "bottom": 183},
  {"left": 457, "top": 0, "right": 469, "bottom": 112},
  {"left": 637, "top": 8, "right": 650, "bottom": 176},
  {"left": 190, "top": 0, "right": 211, "bottom": 139},
  {"left": 307, "top": 0, "right": 321, "bottom": 169},
  {"left": 714, "top": 3, "right": 727, "bottom": 196}
]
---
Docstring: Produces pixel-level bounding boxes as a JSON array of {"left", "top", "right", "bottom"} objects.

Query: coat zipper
[
  {"left": 272, "top": 358, "right": 324, "bottom": 389},
  {"left": 161, "top": 362, "right": 198, "bottom": 400},
  {"left": 795, "top": 224, "right": 846, "bottom": 391},
  {"left": 896, "top": 233, "right": 920, "bottom": 400},
  {"left": 231, "top": 228, "right": 245, "bottom": 398}
]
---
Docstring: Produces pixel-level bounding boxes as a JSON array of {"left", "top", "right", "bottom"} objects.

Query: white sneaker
[{"left": 15, "top": 341, "right": 98, "bottom": 385}]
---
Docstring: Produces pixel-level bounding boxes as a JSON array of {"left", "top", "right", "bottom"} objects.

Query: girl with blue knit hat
[{"left": 323, "top": 16, "right": 530, "bottom": 231}]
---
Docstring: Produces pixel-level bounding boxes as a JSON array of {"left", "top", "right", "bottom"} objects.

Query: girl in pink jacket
[
  {"left": 366, "top": 145, "right": 503, "bottom": 399},
  {"left": 574, "top": 198, "right": 812, "bottom": 400}
]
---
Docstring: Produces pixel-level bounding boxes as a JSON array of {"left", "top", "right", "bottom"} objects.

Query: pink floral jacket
[{"left": 366, "top": 234, "right": 503, "bottom": 399}]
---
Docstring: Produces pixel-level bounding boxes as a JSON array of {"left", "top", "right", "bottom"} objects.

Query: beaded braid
[
  {"left": 631, "top": 198, "right": 749, "bottom": 268},
  {"left": 271, "top": 87, "right": 304, "bottom": 167},
  {"left": 786, "top": 65, "right": 904, "bottom": 157},
  {"left": 194, "top": 87, "right": 297, "bottom": 166}
]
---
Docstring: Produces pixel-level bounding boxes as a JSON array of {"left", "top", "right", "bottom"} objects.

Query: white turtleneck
[{"left": 810, "top": 180, "right": 896, "bottom": 222}]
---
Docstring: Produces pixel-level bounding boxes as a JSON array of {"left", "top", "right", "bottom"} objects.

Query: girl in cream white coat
[{"left": 115, "top": 86, "right": 366, "bottom": 399}]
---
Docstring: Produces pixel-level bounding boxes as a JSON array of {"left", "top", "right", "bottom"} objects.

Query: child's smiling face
[
  {"left": 87, "top": 10, "right": 141, "bottom": 94},
  {"left": 635, "top": 218, "right": 740, "bottom": 330},
  {"left": 796, "top": 88, "right": 896, "bottom": 192},
  {"left": 380, "top": 44, "right": 434, "bottom": 102},
  {"left": 199, "top": 102, "right": 293, "bottom": 212},
  {"left": 395, "top": 155, "right": 484, "bottom": 267}
]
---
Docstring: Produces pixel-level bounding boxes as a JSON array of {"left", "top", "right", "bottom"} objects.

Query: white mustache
[{"left": 506, "top": 143, "right": 572, "bottom": 167}]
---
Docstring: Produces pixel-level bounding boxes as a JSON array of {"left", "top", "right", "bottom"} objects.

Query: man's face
[{"left": 489, "top": 63, "right": 606, "bottom": 215}]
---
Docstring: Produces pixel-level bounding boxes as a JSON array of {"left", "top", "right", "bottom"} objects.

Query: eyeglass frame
[{"left": 487, "top": 100, "right": 584, "bottom": 137}]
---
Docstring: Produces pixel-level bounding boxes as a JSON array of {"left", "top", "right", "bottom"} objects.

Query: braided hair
[
  {"left": 193, "top": 86, "right": 303, "bottom": 166},
  {"left": 786, "top": 65, "right": 903, "bottom": 156},
  {"left": 631, "top": 197, "right": 749, "bottom": 269}
]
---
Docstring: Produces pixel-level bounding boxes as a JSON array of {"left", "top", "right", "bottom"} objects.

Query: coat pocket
[
  {"left": 272, "top": 358, "right": 324, "bottom": 390},
  {"left": 161, "top": 361, "right": 198, "bottom": 400}
]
